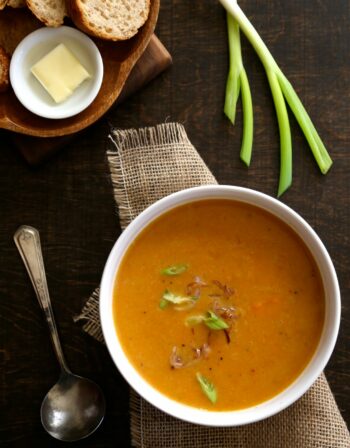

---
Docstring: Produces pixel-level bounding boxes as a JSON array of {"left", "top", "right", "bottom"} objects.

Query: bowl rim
[
  {"left": 9, "top": 26, "right": 104, "bottom": 119},
  {"left": 100, "top": 185, "right": 341, "bottom": 426}
]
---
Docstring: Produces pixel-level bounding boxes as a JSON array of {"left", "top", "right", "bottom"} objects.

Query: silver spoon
[{"left": 14, "top": 225, "right": 106, "bottom": 442}]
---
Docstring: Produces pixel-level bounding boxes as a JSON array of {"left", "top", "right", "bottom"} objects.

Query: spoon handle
[{"left": 14, "top": 225, "right": 70, "bottom": 374}]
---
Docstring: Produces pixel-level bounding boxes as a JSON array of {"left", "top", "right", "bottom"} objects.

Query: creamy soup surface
[{"left": 113, "top": 200, "right": 325, "bottom": 410}]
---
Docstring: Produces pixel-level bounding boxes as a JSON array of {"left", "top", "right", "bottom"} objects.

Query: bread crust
[
  {"left": 0, "top": 46, "right": 10, "bottom": 93},
  {"left": 68, "top": 0, "right": 151, "bottom": 41},
  {"left": 66, "top": 0, "right": 95, "bottom": 37}
]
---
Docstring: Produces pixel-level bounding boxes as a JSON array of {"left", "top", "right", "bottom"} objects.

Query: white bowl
[
  {"left": 10, "top": 26, "right": 103, "bottom": 119},
  {"left": 100, "top": 186, "right": 340, "bottom": 426}
]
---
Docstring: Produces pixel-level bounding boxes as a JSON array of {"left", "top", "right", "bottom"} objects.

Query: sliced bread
[
  {"left": 26, "top": 0, "right": 67, "bottom": 27},
  {"left": 7, "top": 0, "right": 26, "bottom": 7},
  {"left": 0, "top": 46, "right": 10, "bottom": 92},
  {"left": 68, "top": 0, "right": 150, "bottom": 41}
]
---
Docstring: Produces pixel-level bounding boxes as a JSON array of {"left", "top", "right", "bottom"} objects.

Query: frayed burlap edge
[
  {"left": 107, "top": 122, "right": 213, "bottom": 229},
  {"left": 74, "top": 287, "right": 103, "bottom": 343}
]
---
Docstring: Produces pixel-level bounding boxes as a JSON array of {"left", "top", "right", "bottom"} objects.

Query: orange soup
[{"left": 113, "top": 200, "right": 325, "bottom": 410}]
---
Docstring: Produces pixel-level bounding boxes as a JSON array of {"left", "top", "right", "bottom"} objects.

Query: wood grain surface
[{"left": 0, "top": 0, "right": 349, "bottom": 446}]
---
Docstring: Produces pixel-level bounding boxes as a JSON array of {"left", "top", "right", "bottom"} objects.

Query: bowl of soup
[{"left": 100, "top": 186, "right": 340, "bottom": 426}]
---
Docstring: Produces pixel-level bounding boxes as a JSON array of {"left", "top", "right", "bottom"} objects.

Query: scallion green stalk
[
  {"left": 224, "top": 11, "right": 253, "bottom": 166},
  {"left": 266, "top": 70, "right": 292, "bottom": 196},
  {"left": 220, "top": 0, "right": 332, "bottom": 196},
  {"left": 239, "top": 66, "right": 254, "bottom": 166}
]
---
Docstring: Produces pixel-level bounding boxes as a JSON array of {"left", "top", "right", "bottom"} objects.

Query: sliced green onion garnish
[
  {"left": 161, "top": 264, "right": 188, "bottom": 276},
  {"left": 186, "top": 311, "right": 229, "bottom": 330},
  {"left": 196, "top": 372, "right": 217, "bottom": 404},
  {"left": 159, "top": 290, "right": 196, "bottom": 310},
  {"left": 204, "top": 310, "right": 229, "bottom": 330}
]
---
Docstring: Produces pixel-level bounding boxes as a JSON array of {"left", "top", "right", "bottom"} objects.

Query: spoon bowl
[{"left": 41, "top": 373, "right": 105, "bottom": 442}]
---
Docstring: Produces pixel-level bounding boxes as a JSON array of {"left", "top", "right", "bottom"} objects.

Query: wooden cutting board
[{"left": 9, "top": 35, "right": 171, "bottom": 165}]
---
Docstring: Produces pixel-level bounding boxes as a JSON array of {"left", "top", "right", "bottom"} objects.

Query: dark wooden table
[{"left": 0, "top": 1, "right": 349, "bottom": 446}]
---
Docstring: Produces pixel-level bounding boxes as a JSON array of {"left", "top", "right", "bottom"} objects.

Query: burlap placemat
[{"left": 75, "top": 122, "right": 349, "bottom": 447}]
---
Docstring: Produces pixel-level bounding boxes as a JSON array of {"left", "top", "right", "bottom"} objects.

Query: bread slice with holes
[
  {"left": 0, "top": 45, "right": 10, "bottom": 92},
  {"left": 26, "top": 0, "right": 67, "bottom": 27},
  {"left": 68, "top": 0, "right": 150, "bottom": 41}
]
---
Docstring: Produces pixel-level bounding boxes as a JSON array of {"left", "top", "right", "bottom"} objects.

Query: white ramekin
[
  {"left": 10, "top": 26, "right": 103, "bottom": 119},
  {"left": 100, "top": 185, "right": 340, "bottom": 426}
]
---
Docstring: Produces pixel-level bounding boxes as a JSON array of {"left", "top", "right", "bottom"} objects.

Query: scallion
[
  {"left": 159, "top": 290, "right": 196, "bottom": 310},
  {"left": 204, "top": 310, "right": 229, "bottom": 330},
  {"left": 196, "top": 372, "right": 217, "bottom": 404},
  {"left": 224, "top": 10, "right": 253, "bottom": 166},
  {"left": 186, "top": 310, "right": 229, "bottom": 330},
  {"left": 161, "top": 264, "right": 188, "bottom": 276},
  {"left": 221, "top": 0, "right": 332, "bottom": 196}
]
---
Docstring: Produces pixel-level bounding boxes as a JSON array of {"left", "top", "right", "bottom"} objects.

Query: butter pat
[{"left": 31, "top": 43, "right": 91, "bottom": 103}]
